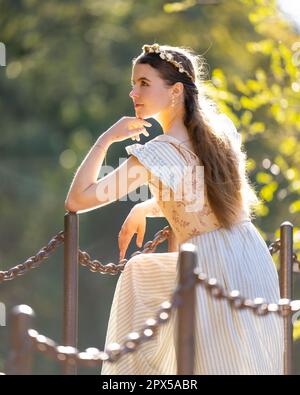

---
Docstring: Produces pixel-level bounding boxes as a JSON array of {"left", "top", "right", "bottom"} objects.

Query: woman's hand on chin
[{"left": 104, "top": 116, "right": 151, "bottom": 143}]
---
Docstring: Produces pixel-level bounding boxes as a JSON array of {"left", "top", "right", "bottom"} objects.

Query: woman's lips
[{"left": 134, "top": 104, "right": 144, "bottom": 108}]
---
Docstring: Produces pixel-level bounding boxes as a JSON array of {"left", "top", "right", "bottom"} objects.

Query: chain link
[
  {"left": 0, "top": 226, "right": 171, "bottom": 282},
  {"left": 2, "top": 227, "right": 299, "bottom": 282},
  {"left": 78, "top": 226, "right": 171, "bottom": 275},
  {"left": 194, "top": 269, "right": 300, "bottom": 317},
  {"left": 0, "top": 231, "right": 65, "bottom": 283},
  {"left": 25, "top": 265, "right": 300, "bottom": 367},
  {"left": 268, "top": 239, "right": 281, "bottom": 255},
  {"left": 293, "top": 252, "right": 300, "bottom": 273},
  {"left": 27, "top": 297, "right": 179, "bottom": 367},
  {"left": 269, "top": 239, "right": 300, "bottom": 273}
]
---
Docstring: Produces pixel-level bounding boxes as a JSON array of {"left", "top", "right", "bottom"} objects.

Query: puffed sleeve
[{"left": 125, "top": 139, "right": 186, "bottom": 193}]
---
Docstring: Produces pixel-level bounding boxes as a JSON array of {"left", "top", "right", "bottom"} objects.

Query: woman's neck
[{"left": 160, "top": 119, "right": 189, "bottom": 141}]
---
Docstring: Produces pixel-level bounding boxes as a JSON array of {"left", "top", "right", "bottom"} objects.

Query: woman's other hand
[{"left": 118, "top": 204, "right": 147, "bottom": 261}]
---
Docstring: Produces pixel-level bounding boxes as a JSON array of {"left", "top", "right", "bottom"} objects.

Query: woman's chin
[
  {"left": 135, "top": 108, "right": 149, "bottom": 118},
  {"left": 135, "top": 106, "right": 144, "bottom": 113},
  {"left": 135, "top": 109, "right": 156, "bottom": 119},
  {"left": 134, "top": 106, "right": 157, "bottom": 120}
]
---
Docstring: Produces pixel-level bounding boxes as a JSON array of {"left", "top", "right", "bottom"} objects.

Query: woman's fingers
[
  {"left": 119, "top": 241, "right": 128, "bottom": 260},
  {"left": 119, "top": 238, "right": 127, "bottom": 260},
  {"left": 128, "top": 118, "right": 151, "bottom": 141},
  {"left": 130, "top": 128, "right": 149, "bottom": 142},
  {"left": 135, "top": 117, "right": 151, "bottom": 127},
  {"left": 118, "top": 229, "right": 134, "bottom": 260},
  {"left": 136, "top": 222, "right": 146, "bottom": 248}
]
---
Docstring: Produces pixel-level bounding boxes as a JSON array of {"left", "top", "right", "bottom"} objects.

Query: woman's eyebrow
[{"left": 131, "top": 77, "right": 151, "bottom": 83}]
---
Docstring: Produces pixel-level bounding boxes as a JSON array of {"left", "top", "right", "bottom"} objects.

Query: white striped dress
[{"left": 101, "top": 129, "right": 284, "bottom": 375}]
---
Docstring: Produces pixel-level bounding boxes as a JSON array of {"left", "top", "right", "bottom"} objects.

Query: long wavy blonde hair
[{"left": 132, "top": 44, "right": 260, "bottom": 229}]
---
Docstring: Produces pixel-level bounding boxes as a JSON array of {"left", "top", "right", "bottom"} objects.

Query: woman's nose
[{"left": 129, "top": 88, "right": 138, "bottom": 98}]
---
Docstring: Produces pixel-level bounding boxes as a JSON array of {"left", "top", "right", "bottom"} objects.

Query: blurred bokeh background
[{"left": 0, "top": 0, "right": 300, "bottom": 374}]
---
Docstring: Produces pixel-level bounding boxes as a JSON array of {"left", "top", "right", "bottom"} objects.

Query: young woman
[{"left": 65, "top": 43, "right": 283, "bottom": 375}]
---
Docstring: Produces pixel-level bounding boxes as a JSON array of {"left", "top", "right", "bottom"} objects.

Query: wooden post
[
  {"left": 177, "top": 243, "right": 196, "bottom": 375},
  {"left": 63, "top": 211, "right": 79, "bottom": 375},
  {"left": 279, "top": 221, "right": 293, "bottom": 375},
  {"left": 6, "top": 305, "right": 34, "bottom": 374}
]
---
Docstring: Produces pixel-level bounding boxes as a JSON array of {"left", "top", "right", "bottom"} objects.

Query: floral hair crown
[{"left": 142, "top": 43, "right": 196, "bottom": 84}]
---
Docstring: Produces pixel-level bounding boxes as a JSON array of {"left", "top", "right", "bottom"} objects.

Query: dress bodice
[{"left": 125, "top": 133, "right": 250, "bottom": 244}]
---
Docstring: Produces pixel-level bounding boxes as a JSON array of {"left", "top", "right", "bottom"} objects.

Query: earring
[{"left": 171, "top": 96, "right": 175, "bottom": 108}]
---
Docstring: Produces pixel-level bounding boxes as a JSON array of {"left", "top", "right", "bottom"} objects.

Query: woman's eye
[{"left": 131, "top": 81, "right": 148, "bottom": 87}]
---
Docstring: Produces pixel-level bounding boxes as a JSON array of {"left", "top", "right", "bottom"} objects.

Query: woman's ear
[
  {"left": 173, "top": 82, "right": 184, "bottom": 97},
  {"left": 168, "top": 82, "right": 184, "bottom": 103}
]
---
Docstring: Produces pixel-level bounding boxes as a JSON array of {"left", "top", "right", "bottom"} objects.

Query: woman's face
[{"left": 129, "top": 63, "right": 172, "bottom": 119}]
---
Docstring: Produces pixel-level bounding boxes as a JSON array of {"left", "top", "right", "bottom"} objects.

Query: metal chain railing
[
  {"left": 269, "top": 239, "right": 300, "bottom": 272},
  {"left": 27, "top": 298, "right": 177, "bottom": 367},
  {"left": 6, "top": 248, "right": 194, "bottom": 374},
  {"left": 0, "top": 226, "right": 171, "bottom": 282},
  {"left": 78, "top": 226, "right": 171, "bottom": 275},
  {"left": 15, "top": 264, "right": 300, "bottom": 369},
  {"left": 9, "top": 267, "right": 196, "bottom": 369},
  {"left": 2, "top": 227, "right": 299, "bottom": 282},
  {"left": 193, "top": 269, "right": 300, "bottom": 316},
  {"left": 0, "top": 231, "right": 64, "bottom": 283},
  {"left": 3, "top": 214, "right": 298, "bottom": 374}
]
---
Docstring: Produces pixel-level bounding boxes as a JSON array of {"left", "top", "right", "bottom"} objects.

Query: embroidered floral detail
[
  {"left": 199, "top": 202, "right": 213, "bottom": 216},
  {"left": 171, "top": 209, "right": 190, "bottom": 228},
  {"left": 187, "top": 228, "right": 202, "bottom": 238},
  {"left": 126, "top": 137, "right": 223, "bottom": 243}
]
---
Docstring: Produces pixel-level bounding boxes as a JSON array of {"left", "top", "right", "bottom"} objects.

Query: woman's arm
[
  {"left": 65, "top": 133, "right": 112, "bottom": 210},
  {"left": 64, "top": 117, "right": 151, "bottom": 213},
  {"left": 137, "top": 197, "right": 165, "bottom": 218}
]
